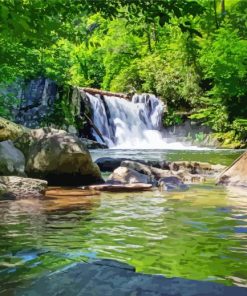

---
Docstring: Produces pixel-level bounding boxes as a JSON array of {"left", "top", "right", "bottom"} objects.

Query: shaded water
[{"left": 0, "top": 149, "right": 246, "bottom": 294}]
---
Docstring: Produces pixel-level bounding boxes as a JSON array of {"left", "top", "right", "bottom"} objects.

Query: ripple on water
[{"left": 0, "top": 183, "right": 247, "bottom": 292}]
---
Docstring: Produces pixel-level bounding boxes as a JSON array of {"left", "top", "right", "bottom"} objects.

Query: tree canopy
[{"left": 0, "top": 0, "right": 247, "bottom": 146}]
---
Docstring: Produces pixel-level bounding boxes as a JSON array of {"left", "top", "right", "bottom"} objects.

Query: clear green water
[
  {"left": 0, "top": 149, "right": 246, "bottom": 293},
  {"left": 91, "top": 148, "right": 243, "bottom": 166}
]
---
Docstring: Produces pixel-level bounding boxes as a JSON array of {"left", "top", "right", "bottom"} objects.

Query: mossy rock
[{"left": 0, "top": 117, "right": 29, "bottom": 142}]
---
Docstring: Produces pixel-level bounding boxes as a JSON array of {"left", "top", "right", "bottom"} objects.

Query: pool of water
[
  {"left": 0, "top": 149, "right": 246, "bottom": 294},
  {"left": 90, "top": 148, "right": 243, "bottom": 166}
]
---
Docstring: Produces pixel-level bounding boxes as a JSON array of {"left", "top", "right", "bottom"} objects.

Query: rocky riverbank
[
  {"left": 0, "top": 118, "right": 103, "bottom": 198},
  {"left": 0, "top": 117, "right": 246, "bottom": 199}
]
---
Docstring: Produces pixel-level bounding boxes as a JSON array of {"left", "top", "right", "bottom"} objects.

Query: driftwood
[
  {"left": 80, "top": 87, "right": 132, "bottom": 100},
  {"left": 86, "top": 183, "right": 152, "bottom": 192}
]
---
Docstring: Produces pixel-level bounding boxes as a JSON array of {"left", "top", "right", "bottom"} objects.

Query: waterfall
[{"left": 85, "top": 92, "right": 199, "bottom": 149}]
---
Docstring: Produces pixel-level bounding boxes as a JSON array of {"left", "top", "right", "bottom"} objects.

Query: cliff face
[
  {"left": 3, "top": 77, "right": 93, "bottom": 140},
  {"left": 13, "top": 77, "right": 58, "bottom": 128}
]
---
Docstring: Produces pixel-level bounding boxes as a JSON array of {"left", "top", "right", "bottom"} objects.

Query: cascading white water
[{"left": 86, "top": 92, "right": 204, "bottom": 149}]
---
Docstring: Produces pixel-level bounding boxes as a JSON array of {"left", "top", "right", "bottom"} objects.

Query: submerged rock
[
  {"left": 0, "top": 140, "right": 26, "bottom": 176},
  {"left": 45, "top": 188, "right": 100, "bottom": 197},
  {"left": 0, "top": 176, "right": 47, "bottom": 199},
  {"left": 21, "top": 128, "right": 103, "bottom": 185},
  {"left": 217, "top": 151, "right": 247, "bottom": 187},
  {"left": 14, "top": 259, "right": 247, "bottom": 296}
]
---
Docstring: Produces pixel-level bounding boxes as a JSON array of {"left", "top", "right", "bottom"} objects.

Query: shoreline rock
[
  {"left": 217, "top": 151, "right": 247, "bottom": 187},
  {"left": 0, "top": 176, "right": 47, "bottom": 199},
  {"left": 17, "top": 128, "right": 103, "bottom": 186}
]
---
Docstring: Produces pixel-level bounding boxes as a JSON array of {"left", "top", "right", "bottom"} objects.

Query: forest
[{"left": 0, "top": 0, "right": 247, "bottom": 147}]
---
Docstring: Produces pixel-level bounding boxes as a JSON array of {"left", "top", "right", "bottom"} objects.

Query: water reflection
[{"left": 0, "top": 185, "right": 247, "bottom": 294}]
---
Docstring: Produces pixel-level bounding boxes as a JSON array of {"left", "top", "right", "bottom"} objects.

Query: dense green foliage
[{"left": 0, "top": 0, "right": 246, "bottom": 146}]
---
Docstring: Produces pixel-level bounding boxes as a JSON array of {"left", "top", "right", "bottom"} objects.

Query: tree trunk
[
  {"left": 80, "top": 87, "right": 132, "bottom": 100},
  {"left": 221, "top": 0, "right": 225, "bottom": 15},
  {"left": 213, "top": 0, "right": 219, "bottom": 29}
]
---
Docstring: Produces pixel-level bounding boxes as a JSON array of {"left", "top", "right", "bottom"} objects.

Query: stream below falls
[{"left": 0, "top": 149, "right": 247, "bottom": 294}]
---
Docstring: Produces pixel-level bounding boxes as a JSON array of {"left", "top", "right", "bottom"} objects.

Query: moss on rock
[{"left": 0, "top": 117, "right": 29, "bottom": 142}]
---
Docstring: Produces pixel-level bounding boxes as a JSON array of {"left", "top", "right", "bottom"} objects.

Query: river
[{"left": 0, "top": 148, "right": 246, "bottom": 294}]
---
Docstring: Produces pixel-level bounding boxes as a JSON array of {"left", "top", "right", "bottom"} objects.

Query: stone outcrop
[
  {"left": 0, "top": 176, "right": 47, "bottom": 199},
  {"left": 0, "top": 140, "right": 25, "bottom": 176},
  {"left": 23, "top": 128, "right": 103, "bottom": 185},
  {"left": 217, "top": 151, "right": 247, "bottom": 187},
  {"left": 0, "top": 117, "right": 28, "bottom": 142},
  {"left": 14, "top": 77, "right": 58, "bottom": 128}
]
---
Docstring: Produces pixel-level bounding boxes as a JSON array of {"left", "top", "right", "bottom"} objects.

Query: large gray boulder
[
  {"left": 108, "top": 166, "right": 151, "bottom": 184},
  {"left": 0, "top": 140, "right": 25, "bottom": 176},
  {"left": 217, "top": 151, "right": 247, "bottom": 187},
  {"left": 23, "top": 128, "right": 103, "bottom": 185},
  {"left": 0, "top": 176, "right": 47, "bottom": 199}
]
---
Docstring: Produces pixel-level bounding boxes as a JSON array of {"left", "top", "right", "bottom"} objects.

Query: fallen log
[
  {"left": 85, "top": 183, "right": 152, "bottom": 192},
  {"left": 84, "top": 113, "right": 107, "bottom": 146},
  {"left": 79, "top": 87, "right": 132, "bottom": 100}
]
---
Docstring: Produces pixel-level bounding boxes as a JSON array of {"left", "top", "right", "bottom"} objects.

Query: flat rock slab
[
  {"left": 87, "top": 183, "right": 152, "bottom": 192},
  {"left": 15, "top": 259, "right": 247, "bottom": 296},
  {"left": 45, "top": 187, "right": 100, "bottom": 197}
]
